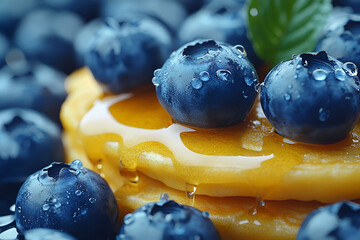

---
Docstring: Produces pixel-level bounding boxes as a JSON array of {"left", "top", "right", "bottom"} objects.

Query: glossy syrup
[{"left": 78, "top": 86, "right": 360, "bottom": 202}]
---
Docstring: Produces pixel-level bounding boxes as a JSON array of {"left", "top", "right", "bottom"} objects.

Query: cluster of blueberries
[{"left": 1, "top": 0, "right": 360, "bottom": 239}]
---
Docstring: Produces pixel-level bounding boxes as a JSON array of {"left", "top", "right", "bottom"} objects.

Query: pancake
[{"left": 60, "top": 68, "right": 360, "bottom": 239}]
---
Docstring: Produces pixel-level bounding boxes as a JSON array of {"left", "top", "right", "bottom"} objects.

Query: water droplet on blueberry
[
  {"left": 202, "top": 211, "right": 210, "bottom": 218},
  {"left": 55, "top": 202, "right": 62, "bottom": 208},
  {"left": 191, "top": 78, "right": 203, "bottom": 89},
  {"left": 199, "top": 71, "right": 210, "bottom": 81},
  {"left": 152, "top": 77, "right": 160, "bottom": 87},
  {"left": 75, "top": 190, "right": 82, "bottom": 196},
  {"left": 154, "top": 69, "right": 161, "bottom": 78},
  {"left": 70, "top": 160, "right": 83, "bottom": 171},
  {"left": 335, "top": 68, "right": 346, "bottom": 81},
  {"left": 234, "top": 45, "right": 247, "bottom": 57},
  {"left": 160, "top": 193, "right": 170, "bottom": 201},
  {"left": 288, "top": 84, "right": 293, "bottom": 89},
  {"left": 312, "top": 69, "right": 328, "bottom": 81},
  {"left": 216, "top": 69, "right": 232, "bottom": 81},
  {"left": 245, "top": 76, "right": 256, "bottom": 86},
  {"left": 42, "top": 204, "right": 50, "bottom": 211},
  {"left": 89, "top": 198, "right": 96, "bottom": 203},
  {"left": 343, "top": 62, "right": 358, "bottom": 76},
  {"left": 284, "top": 93, "right": 291, "bottom": 101},
  {"left": 319, "top": 108, "right": 330, "bottom": 122}
]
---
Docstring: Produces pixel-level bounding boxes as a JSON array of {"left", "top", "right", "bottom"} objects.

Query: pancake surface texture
[{"left": 61, "top": 68, "right": 360, "bottom": 239}]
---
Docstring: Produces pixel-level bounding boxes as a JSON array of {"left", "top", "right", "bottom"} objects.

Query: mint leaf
[{"left": 248, "top": 0, "right": 332, "bottom": 66}]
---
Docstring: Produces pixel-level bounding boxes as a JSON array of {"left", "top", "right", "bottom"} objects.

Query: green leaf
[{"left": 247, "top": 0, "right": 332, "bottom": 67}]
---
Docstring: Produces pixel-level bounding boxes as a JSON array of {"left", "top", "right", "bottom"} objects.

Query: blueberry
[
  {"left": 260, "top": 51, "right": 360, "bottom": 144},
  {"left": 101, "top": 0, "right": 187, "bottom": 36},
  {"left": 0, "top": 58, "right": 67, "bottom": 124},
  {"left": 316, "top": 15, "right": 360, "bottom": 77},
  {"left": 0, "top": 33, "right": 10, "bottom": 69},
  {"left": 0, "top": 109, "right": 64, "bottom": 185},
  {"left": 23, "top": 228, "right": 77, "bottom": 240},
  {"left": 153, "top": 39, "right": 259, "bottom": 128},
  {"left": 297, "top": 201, "right": 360, "bottom": 240},
  {"left": 15, "top": 160, "right": 119, "bottom": 240},
  {"left": 179, "top": 1, "right": 261, "bottom": 67},
  {"left": 14, "top": 9, "right": 84, "bottom": 74},
  {"left": 0, "top": 0, "right": 40, "bottom": 37},
  {"left": 85, "top": 16, "right": 172, "bottom": 93},
  {"left": 117, "top": 194, "right": 220, "bottom": 240},
  {"left": 42, "top": 0, "right": 101, "bottom": 22},
  {"left": 73, "top": 18, "right": 103, "bottom": 67}
]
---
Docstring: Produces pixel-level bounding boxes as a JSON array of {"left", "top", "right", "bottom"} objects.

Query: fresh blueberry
[
  {"left": 0, "top": 58, "right": 67, "bottom": 124},
  {"left": 101, "top": 0, "right": 187, "bottom": 36},
  {"left": 0, "top": 108, "right": 64, "bottom": 185},
  {"left": 73, "top": 18, "right": 103, "bottom": 67},
  {"left": 0, "top": 0, "right": 40, "bottom": 37},
  {"left": 15, "top": 160, "right": 119, "bottom": 240},
  {"left": 153, "top": 39, "right": 259, "bottom": 128},
  {"left": 117, "top": 194, "right": 220, "bottom": 240},
  {"left": 179, "top": 0, "right": 261, "bottom": 67},
  {"left": 42, "top": 0, "right": 101, "bottom": 22},
  {"left": 0, "top": 33, "right": 10, "bottom": 69},
  {"left": 22, "top": 228, "right": 77, "bottom": 240},
  {"left": 316, "top": 15, "right": 360, "bottom": 77},
  {"left": 14, "top": 9, "right": 84, "bottom": 74},
  {"left": 297, "top": 201, "right": 360, "bottom": 240},
  {"left": 85, "top": 16, "right": 172, "bottom": 93},
  {"left": 260, "top": 51, "right": 360, "bottom": 144}
]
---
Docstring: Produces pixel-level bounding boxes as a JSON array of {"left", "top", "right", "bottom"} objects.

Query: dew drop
[
  {"left": 335, "top": 68, "right": 346, "bottom": 81},
  {"left": 343, "top": 62, "right": 358, "bottom": 76},
  {"left": 250, "top": 8, "right": 258, "bottom": 17},
  {"left": 304, "top": 60, "right": 308, "bottom": 67},
  {"left": 199, "top": 71, "right": 210, "bottom": 81},
  {"left": 245, "top": 76, "right": 256, "bottom": 86},
  {"left": 42, "top": 204, "right": 50, "bottom": 211},
  {"left": 319, "top": 108, "right": 330, "bottom": 122},
  {"left": 312, "top": 69, "right": 328, "bottom": 81},
  {"left": 284, "top": 93, "right": 291, "bottom": 101},
  {"left": 17, "top": 206, "right": 21, "bottom": 213},
  {"left": 288, "top": 84, "right": 293, "bottom": 89},
  {"left": 154, "top": 69, "right": 161, "bottom": 78},
  {"left": 202, "top": 211, "right": 210, "bottom": 218},
  {"left": 234, "top": 45, "right": 247, "bottom": 57},
  {"left": 152, "top": 77, "right": 160, "bottom": 87},
  {"left": 242, "top": 90, "right": 248, "bottom": 99},
  {"left": 81, "top": 209, "right": 88, "bottom": 215},
  {"left": 160, "top": 193, "right": 170, "bottom": 201},
  {"left": 70, "top": 160, "right": 83, "bottom": 171},
  {"left": 296, "top": 64, "right": 301, "bottom": 69},
  {"left": 75, "top": 190, "right": 82, "bottom": 196},
  {"left": 55, "top": 202, "right": 62, "bottom": 208},
  {"left": 185, "top": 183, "right": 197, "bottom": 199},
  {"left": 89, "top": 198, "right": 96, "bottom": 203},
  {"left": 191, "top": 78, "right": 203, "bottom": 89},
  {"left": 216, "top": 69, "right": 232, "bottom": 81},
  {"left": 124, "top": 214, "right": 134, "bottom": 225}
]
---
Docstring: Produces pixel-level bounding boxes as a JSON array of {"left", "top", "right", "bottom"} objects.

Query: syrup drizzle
[{"left": 80, "top": 94, "right": 274, "bottom": 170}]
